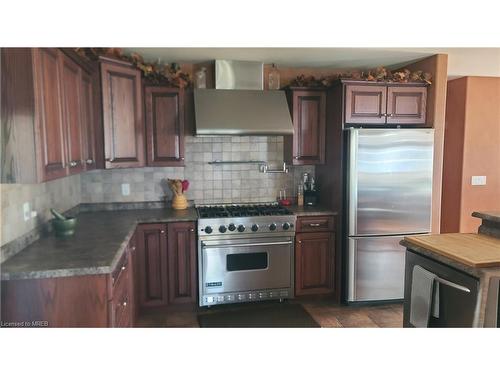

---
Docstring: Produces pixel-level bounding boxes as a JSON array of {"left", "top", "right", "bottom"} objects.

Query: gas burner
[{"left": 197, "top": 203, "right": 293, "bottom": 219}]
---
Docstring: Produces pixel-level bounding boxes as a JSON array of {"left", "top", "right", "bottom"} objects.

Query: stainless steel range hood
[{"left": 194, "top": 60, "right": 294, "bottom": 136}]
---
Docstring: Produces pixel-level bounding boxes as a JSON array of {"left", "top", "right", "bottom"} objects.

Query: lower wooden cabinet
[
  {"left": 167, "top": 221, "right": 197, "bottom": 304},
  {"left": 0, "top": 234, "right": 137, "bottom": 328},
  {"left": 136, "top": 223, "right": 169, "bottom": 308},
  {"left": 295, "top": 217, "right": 335, "bottom": 297},
  {"left": 136, "top": 221, "right": 197, "bottom": 310}
]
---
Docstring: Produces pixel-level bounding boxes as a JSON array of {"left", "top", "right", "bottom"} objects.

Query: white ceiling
[{"left": 123, "top": 48, "right": 500, "bottom": 79}]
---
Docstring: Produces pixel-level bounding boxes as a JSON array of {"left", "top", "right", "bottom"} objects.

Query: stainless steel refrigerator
[{"left": 346, "top": 128, "right": 434, "bottom": 302}]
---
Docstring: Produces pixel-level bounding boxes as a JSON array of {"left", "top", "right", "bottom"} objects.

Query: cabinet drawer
[
  {"left": 110, "top": 250, "right": 132, "bottom": 327},
  {"left": 111, "top": 278, "right": 131, "bottom": 327},
  {"left": 111, "top": 251, "right": 129, "bottom": 288},
  {"left": 296, "top": 215, "right": 334, "bottom": 233}
]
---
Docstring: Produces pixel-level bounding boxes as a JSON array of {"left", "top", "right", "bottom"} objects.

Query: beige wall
[
  {"left": 441, "top": 76, "right": 500, "bottom": 233},
  {"left": 403, "top": 54, "right": 449, "bottom": 234}
]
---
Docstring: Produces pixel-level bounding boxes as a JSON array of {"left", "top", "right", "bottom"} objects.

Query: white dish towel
[{"left": 410, "top": 265, "right": 440, "bottom": 328}]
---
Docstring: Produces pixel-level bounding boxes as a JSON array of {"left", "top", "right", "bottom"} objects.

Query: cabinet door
[
  {"left": 128, "top": 232, "right": 138, "bottom": 325},
  {"left": 136, "top": 224, "right": 169, "bottom": 308},
  {"left": 100, "top": 61, "right": 145, "bottom": 169},
  {"left": 60, "top": 53, "right": 84, "bottom": 174},
  {"left": 290, "top": 90, "right": 326, "bottom": 165},
  {"left": 80, "top": 70, "right": 97, "bottom": 170},
  {"left": 386, "top": 86, "right": 427, "bottom": 124},
  {"left": 295, "top": 232, "right": 334, "bottom": 296},
  {"left": 145, "top": 87, "right": 185, "bottom": 166},
  {"left": 167, "top": 222, "right": 197, "bottom": 304},
  {"left": 32, "top": 48, "right": 67, "bottom": 181},
  {"left": 344, "top": 84, "right": 387, "bottom": 124}
]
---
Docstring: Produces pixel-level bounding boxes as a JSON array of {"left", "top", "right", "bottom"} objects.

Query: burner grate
[{"left": 197, "top": 203, "right": 293, "bottom": 219}]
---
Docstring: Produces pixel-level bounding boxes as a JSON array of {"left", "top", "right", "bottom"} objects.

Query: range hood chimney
[{"left": 194, "top": 60, "right": 294, "bottom": 136}]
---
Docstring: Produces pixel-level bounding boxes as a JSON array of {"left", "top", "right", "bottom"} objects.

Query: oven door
[{"left": 200, "top": 236, "right": 294, "bottom": 296}]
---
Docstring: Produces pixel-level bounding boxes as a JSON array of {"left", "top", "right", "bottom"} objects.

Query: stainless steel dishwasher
[{"left": 403, "top": 250, "right": 481, "bottom": 327}]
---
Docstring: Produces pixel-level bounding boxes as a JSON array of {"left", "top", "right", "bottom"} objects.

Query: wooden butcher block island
[
  {"left": 404, "top": 233, "right": 500, "bottom": 268},
  {"left": 400, "top": 212, "right": 500, "bottom": 328}
]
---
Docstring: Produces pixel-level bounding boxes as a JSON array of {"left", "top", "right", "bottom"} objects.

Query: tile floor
[{"left": 136, "top": 298, "right": 403, "bottom": 328}]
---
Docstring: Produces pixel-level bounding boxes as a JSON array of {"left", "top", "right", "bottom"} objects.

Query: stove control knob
[
  {"left": 237, "top": 224, "right": 246, "bottom": 232},
  {"left": 219, "top": 225, "right": 227, "bottom": 233},
  {"left": 251, "top": 224, "right": 259, "bottom": 232},
  {"left": 228, "top": 223, "right": 236, "bottom": 232},
  {"left": 269, "top": 223, "right": 277, "bottom": 231},
  {"left": 282, "top": 222, "right": 290, "bottom": 230},
  {"left": 204, "top": 226, "right": 213, "bottom": 234}
]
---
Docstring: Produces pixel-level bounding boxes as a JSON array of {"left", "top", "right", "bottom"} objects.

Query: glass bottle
[
  {"left": 268, "top": 63, "right": 280, "bottom": 90},
  {"left": 195, "top": 67, "right": 207, "bottom": 89},
  {"left": 297, "top": 184, "right": 304, "bottom": 206}
]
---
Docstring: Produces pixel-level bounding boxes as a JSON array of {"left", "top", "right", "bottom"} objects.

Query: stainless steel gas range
[{"left": 196, "top": 203, "right": 296, "bottom": 307}]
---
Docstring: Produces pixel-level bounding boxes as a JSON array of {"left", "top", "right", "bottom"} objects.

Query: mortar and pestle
[{"left": 50, "top": 208, "right": 77, "bottom": 237}]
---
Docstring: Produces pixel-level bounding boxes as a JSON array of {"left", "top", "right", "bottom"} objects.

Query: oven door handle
[{"left": 201, "top": 241, "right": 293, "bottom": 249}]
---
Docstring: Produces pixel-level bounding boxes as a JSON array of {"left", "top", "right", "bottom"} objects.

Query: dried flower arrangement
[
  {"left": 74, "top": 48, "right": 192, "bottom": 88},
  {"left": 289, "top": 66, "right": 432, "bottom": 88}
]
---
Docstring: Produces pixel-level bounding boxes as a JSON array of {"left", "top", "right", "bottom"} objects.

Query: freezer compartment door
[
  {"left": 348, "top": 235, "right": 406, "bottom": 302},
  {"left": 348, "top": 128, "right": 434, "bottom": 236}
]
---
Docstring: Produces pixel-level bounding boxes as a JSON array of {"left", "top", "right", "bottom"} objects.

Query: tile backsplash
[
  {"left": 81, "top": 136, "right": 314, "bottom": 205},
  {"left": 1, "top": 174, "right": 81, "bottom": 247},
  {"left": 2, "top": 136, "right": 314, "bottom": 249}
]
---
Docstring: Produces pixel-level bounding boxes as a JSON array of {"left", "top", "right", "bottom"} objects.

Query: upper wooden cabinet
[
  {"left": 145, "top": 86, "right": 185, "bottom": 166},
  {"left": 342, "top": 80, "right": 427, "bottom": 126},
  {"left": 345, "top": 84, "right": 387, "bottom": 124},
  {"left": 386, "top": 85, "right": 427, "bottom": 124},
  {"left": 100, "top": 58, "right": 145, "bottom": 169},
  {"left": 285, "top": 88, "right": 326, "bottom": 165},
  {"left": 1, "top": 48, "right": 100, "bottom": 183},
  {"left": 60, "top": 53, "right": 85, "bottom": 174},
  {"left": 32, "top": 48, "right": 68, "bottom": 181},
  {"left": 80, "top": 70, "right": 97, "bottom": 170}
]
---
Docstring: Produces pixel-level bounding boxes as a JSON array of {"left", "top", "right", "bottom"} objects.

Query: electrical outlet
[
  {"left": 471, "top": 176, "right": 487, "bottom": 186},
  {"left": 121, "top": 183, "right": 130, "bottom": 196},
  {"left": 23, "top": 202, "right": 31, "bottom": 221}
]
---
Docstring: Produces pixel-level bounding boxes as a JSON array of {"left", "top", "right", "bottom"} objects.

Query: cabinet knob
[
  {"left": 131, "top": 246, "right": 136, "bottom": 251},
  {"left": 121, "top": 265, "right": 126, "bottom": 271},
  {"left": 181, "top": 157, "right": 185, "bottom": 161},
  {"left": 86, "top": 159, "right": 94, "bottom": 165},
  {"left": 294, "top": 156, "right": 299, "bottom": 160},
  {"left": 122, "top": 301, "right": 127, "bottom": 307},
  {"left": 160, "top": 230, "right": 165, "bottom": 234},
  {"left": 387, "top": 113, "right": 394, "bottom": 117},
  {"left": 106, "top": 158, "right": 114, "bottom": 162},
  {"left": 69, "top": 161, "right": 77, "bottom": 167},
  {"left": 190, "top": 228, "right": 194, "bottom": 232},
  {"left": 298, "top": 240, "right": 302, "bottom": 244}
]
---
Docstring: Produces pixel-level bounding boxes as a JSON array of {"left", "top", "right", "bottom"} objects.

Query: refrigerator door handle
[
  {"left": 348, "top": 129, "right": 359, "bottom": 236},
  {"left": 348, "top": 238, "right": 357, "bottom": 301}
]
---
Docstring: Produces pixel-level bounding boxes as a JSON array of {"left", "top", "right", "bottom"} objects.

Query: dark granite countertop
[
  {"left": 288, "top": 204, "right": 337, "bottom": 217},
  {"left": 0, "top": 208, "right": 197, "bottom": 281},
  {"left": 472, "top": 211, "right": 500, "bottom": 223}
]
